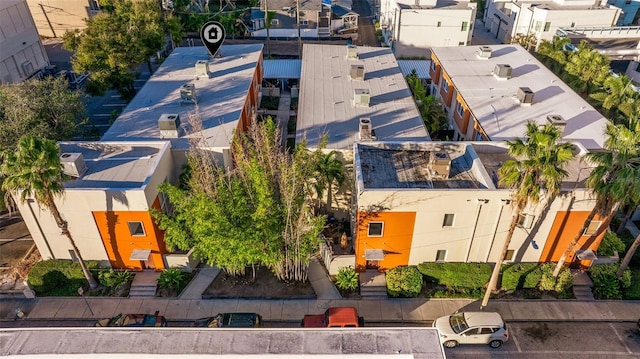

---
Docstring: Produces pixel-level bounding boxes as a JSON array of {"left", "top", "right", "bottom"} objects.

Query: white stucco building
[
  {"left": 0, "top": 0, "right": 50, "bottom": 83},
  {"left": 484, "top": 0, "right": 621, "bottom": 45},
  {"left": 379, "top": 0, "right": 477, "bottom": 58}
]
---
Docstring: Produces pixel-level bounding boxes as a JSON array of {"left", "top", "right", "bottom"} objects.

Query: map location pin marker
[{"left": 200, "top": 21, "right": 226, "bottom": 57}]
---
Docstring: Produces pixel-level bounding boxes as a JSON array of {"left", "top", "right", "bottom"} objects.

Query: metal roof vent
[
  {"left": 346, "top": 44, "right": 358, "bottom": 59},
  {"left": 195, "top": 60, "right": 211, "bottom": 78},
  {"left": 493, "top": 64, "right": 512, "bottom": 79},
  {"left": 546, "top": 114, "right": 567, "bottom": 132},
  {"left": 477, "top": 46, "right": 492, "bottom": 59},
  {"left": 428, "top": 151, "right": 451, "bottom": 179},
  {"left": 158, "top": 113, "right": 181, "bottom": 138},
  {"left": 350, "top": 64, "right": 365, "bottom": 80},
  {"left": 353, "top": 89, "right": 370, "bottom": 107},
  {"left": 516, "top": 87, "right": 534, "bottom": 105},
  {"left": 359, "top": 118, "right": 376, "bottom": 141},
  {"left": 60, "top": 153, "right": 87, "bottom": 178},
  {"left": 180, "top": 83, "right": 197, "bottom": 105}
]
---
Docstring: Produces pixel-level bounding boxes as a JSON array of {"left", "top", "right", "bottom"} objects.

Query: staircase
[
  {"left": 128, "top": 271, "right": 160, "bottom": 298},
  {"left": 359, "top": 270, "right": 387, "bottom": 299},
  {"left": 572, "top": 271, "right": 595, "bottom": 301}
]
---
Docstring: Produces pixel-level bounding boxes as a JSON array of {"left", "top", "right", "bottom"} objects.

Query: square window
[
  {"left": 271, "top": 19, "right": 279, "bottom": 26},
  {"left": 437, "top": 21, "right": 441, "bottom": 27},
  {"left": 431, "top": 61, "right": 437, "bottom": 71},
  {"left": 436, "top": 249, "right": 447, "bottom": 261},
  {"left": 128, "top": 221, "right": 146, "bottom": 236},
  {"left": 543, "top": 22, "right": 551, "bottom": 32},
  {"left": 442, "top": 80, "right": 449, "bottom": 93},
  {"left": 442, "top": 213, "right": 455, "bottom": 227},
  {"left": 584, "top": 220, "right": 601, "bottom": 236},
  {"left": 534, "top": 21, "right": 541, "bottom": 31},
  {"left": 505, "top": 250, "right": 515, "bottom": 261},
  {"left": 300, "top": 19, "right": 308, "bottom": 26},
  {"left": 368, "top": 222, "right": 384, "bottom": 237},
  {"left": 458, "top": 41, "right": 465, "bottom": 46},
  {"left": 461, "top": 21, "right": 468, "bottom": 31},
  {"left": 456, "top": 101, "right": 464, "bottom": 117},
  {"left": 517, "top": 214, "right": 535, "bottom": 229}
]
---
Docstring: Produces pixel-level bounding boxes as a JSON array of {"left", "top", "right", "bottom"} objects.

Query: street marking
[
  {"left": 450, "top": 350, "right": 635, "bottom": 356},
  {"left": 510, "top": 331, "right": 522, "bottom": 352},
  {"left": 609, "top": 323, "right": 633, "bottom": 354}
]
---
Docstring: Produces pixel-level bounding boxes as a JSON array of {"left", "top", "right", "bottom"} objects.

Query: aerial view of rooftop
[{"left": 1, "top": 0, "right": 639, "bottom": 357}]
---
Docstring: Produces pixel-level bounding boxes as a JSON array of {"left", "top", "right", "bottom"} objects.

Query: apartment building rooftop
[
  {"left": 297, "top": 44, "right": 430, "bottom": 149},
  {"left": 431, "top": 44, "right": 608, "bottom": 150},
  {"left": 58, "top": 141, "right": 170, "bottom": 190},
  {"left": 101, "top": 44, "right": 263, "bottom": 150},
  {"left": 355, "top": 141, "right": 593, "bottom": 191},
  {"left": 397, "top": 0, "right": 474, "bottom": 10},
  {"left": 508, "top": 0, "right": 614, "bottom": 10}
]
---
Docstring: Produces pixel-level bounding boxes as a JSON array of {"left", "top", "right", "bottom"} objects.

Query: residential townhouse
[
  {"left": 251, "top": 0, "right": 330, "bottom": 38},
  {"left": 15, "top": 44, "right": 264, "bottom": 270},
  {"left": 25, "top": 0, "right": 100, "bottom": 38},
  {"left": 351, "top": 141, "right": 604, "bottom": 272},
  {"left": 608, "top": 0, "right": 640, "bottom": 25},
  {"left": 0, "top": 0, "right": 50, "bottom": 83},
  {"left": 379, "top": 0, "right": 476, "bottom": 58},
  {"left": 429, "top": 44, "right": 609, "bottom": 151},
  {"left": 484, "top": 0, "right": 621, "bottom": 45}
]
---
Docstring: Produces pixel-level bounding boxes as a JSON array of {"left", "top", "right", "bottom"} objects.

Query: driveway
[{"left": 352, "top": 0, "right": 379, "bottom": 47}]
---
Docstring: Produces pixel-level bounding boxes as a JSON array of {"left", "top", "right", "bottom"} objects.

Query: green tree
[
  {"left": 535, "top": 37, "right": 571, "bottom": 74},
  {"left": 511, "top": 32, "right": 537, "bottom": 52},
  {"left": 0, "top": 136, "right": 98, "bottom": 289},
  {"left": 0, "top": 77, "right": 86, "bottom": 149},
  {"left": 405, "top": 71, "right": 448, "bottom": 136},
  {"left": 481, "top": 122, "right": 574, "bottom": 308},
  {"left": 553, "top": 120, "right": 640, "bottom": 277},
  {"left": 563, "top": 42, "right": 610, "bottom": 96},
  {"left": 314, "top": 150, "right": 345, "bottom": 212},
  {"left": 63, "top": 0, "right": 172, "bottom": 98}
]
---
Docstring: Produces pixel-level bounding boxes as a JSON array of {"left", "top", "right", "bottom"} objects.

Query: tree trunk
[
  {"left": 481, "top": 206, "right": 522, "bottom": 309},
  {"left": 616, "top": 205, "right": 635, "bottom": 235},
  {"left": 46, "top": 194, "right": 98, "bottom": 289},
  {"left": 617, "top": 233, "right": 640, "bottom": 277},
  {"left": 325, "top": 181, "right": 332, "bottom": 212},
  {"left": 147, "top": 58, "right": 153, "bottom": 75}
]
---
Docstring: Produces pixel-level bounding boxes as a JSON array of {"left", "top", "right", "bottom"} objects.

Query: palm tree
[
  {"left": 563, "top": 42, "right": 610, "bottom": 96},
  {"left": 0, "top": 136, "right": 98, "bottom": 289},
  {"left": 535, "top": 37, "right": 570, "bottom": 74},
  {"left": 314, "top": 151, "right": 345, "bottom": 212},
  {"left": 481, "top": 122, "right": 574, "bottom": 309},
  {"left": 553, "top": 120, "right": 640, "bottom": 277}
]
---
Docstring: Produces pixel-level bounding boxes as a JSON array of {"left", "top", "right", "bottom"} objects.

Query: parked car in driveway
[
  {"left": 192, "top": 313, "right": 262, "bottom": 328},
  {"left": 433, "top": 311, "right": 508, "bottom": 348},
  {"left": 94, "top": 312, "right": 167, "bottom": 327}
]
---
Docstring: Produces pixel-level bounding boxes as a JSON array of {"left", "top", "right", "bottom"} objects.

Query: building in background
[
  {"left": 483, "top": 0, "right": 621, "bottom": 45},
  {"left": 379, "top": 0, "right": 477, "bottom": 58},
  {"left": 0, "top": 0, "right": 50, "bottom": 83},
  {"left": 608, "top": 0, "right": 640, "bottom": 25},
  {"left": 25, "top": 0, "right": 100, "bottom": 38},
  {"left": 429, "top": 44, "right": 608, "bottom": 151}
]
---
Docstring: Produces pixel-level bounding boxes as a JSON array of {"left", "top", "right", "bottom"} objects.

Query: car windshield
[{"left": 449, "top": 313, "right": 469, "bottom": 334}]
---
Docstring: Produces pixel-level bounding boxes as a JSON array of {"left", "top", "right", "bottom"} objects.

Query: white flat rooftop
[
  {"left": 297, "top": 44, "right": 430, "bottom": 149},
  {"left": 431, "top": 44, "right": 609, "bottom": 150},
  {"left": 58, "top": 141, "right": 170, "bottom": 190},
  {"left": 0, "top": 328, "right": 445, "bottom": 358},
  {"left": 101, "top": 44, "right": 263, "bottom": 150}
]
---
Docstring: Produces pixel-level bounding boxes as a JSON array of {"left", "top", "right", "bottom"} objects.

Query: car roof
[{"left": 461, "top": 312, "right": 504, "bottom": 327}]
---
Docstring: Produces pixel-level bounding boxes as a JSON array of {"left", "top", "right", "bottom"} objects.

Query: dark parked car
[
  {"left": 94, "top": 313, "right": 167, "bottom": 327},
  {"left": 192, "top": 313, "right": 262, "bottom": 328}
]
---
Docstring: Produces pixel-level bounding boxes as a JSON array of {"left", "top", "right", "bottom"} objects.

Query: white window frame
[
  {"left": 517, "top": 214, "right": 535, "bottom": 229},
  {"left": 128, "top": 221, "right": 146, "bottom": 237},
  {"left": 455, "top": 101, "right": 464, "bottom": 117},
  {"left": 300, "top": 19, "right": 308, "bottom": 26},
  {"left": 436, "top": 249, "right": 447, "bottom": 262},
  {"left": 505, "top": 249, "right": 515, "bottom": 261},
  {"left": 368, "top": 222, "right": 384, "bottom": 237},
  {"left": 431, "top": 61, "right": 437, "bottom": 71},
  {"left": 271, "top": 19, "right": 279, "bottom": 26},
  {"left": 442, "top": 213, "right": 455, "bottom": 227},
  {"left": 583, "top": 220, "right": 601, "bottom": 236},
  {"left": 442, "top": 80, "right": 449, "bottom": 93}
]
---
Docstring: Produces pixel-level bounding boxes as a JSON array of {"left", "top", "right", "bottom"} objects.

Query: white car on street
[{"left": 433, "top": 311, "right": 509, "bottom": 348}]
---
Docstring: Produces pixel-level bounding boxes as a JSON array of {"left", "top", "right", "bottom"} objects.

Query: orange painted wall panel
[
  {"left": 354, "top": 212, "right": 416, "bottom": 272},
  {"left": 93, "top": 197, "right": 168, "bottom": 270},
  {"left": 429, "top": 55, "right": 441, "bottom": 85},
  {"left": 540, "top": 211, "right": 606, "bottom": 264}
]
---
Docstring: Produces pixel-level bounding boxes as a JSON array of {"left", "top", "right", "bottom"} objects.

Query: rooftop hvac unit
[
  {"left": 477, "top": 46, "right": 492, "bottom": 59},
  {"left": 158, "top": 113, "right": 181, "bottom": 138},
  {"left": 516, "top": 87, "right": 534, "bottom": 105},
  {"left": 429, "top": 151, "right": 451, "bottom": 179},
  {"left": 354, "top": 88, "right": 370, "bottom": 107},
  {"left": 546, "top": 114, "right": 567, "bottom": 132},
  {"left": 493, "top": 64, "right": 512, "bottom": 79},
  {"left": 359, "top": 118, "right": 376, "bottom": 141},
  {"left": 346, "top": 44, "right": 358, "bottom": 59},
  {"left": 195, "top": 60, "right": 210, "bottom": 78},
  {"left": 60, "top": 153, "right": 87, "bottom": 178},
  {"left": 180, "top": 83, "right": 197, "bottom": 104},
  {"left": 350, "top": 64, "right": 365, "bottom": 80}
]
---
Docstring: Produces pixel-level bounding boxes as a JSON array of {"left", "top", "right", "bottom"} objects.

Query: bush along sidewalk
[{"left": 27, "top": 259, "right": 100, "bottom": 296}]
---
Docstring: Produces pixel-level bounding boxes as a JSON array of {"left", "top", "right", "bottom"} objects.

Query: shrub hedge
[
  {"left": 598, "top": 232, "right": 626, "bottom": 257},
  {"left": 386, "top": 266, "right": 423, "bottom": 297},
  {"left": 417, "top": 262, "right": 491, "bottom": 289},
  {"left": 28, "top": 260, "right": 99, "bottom": 296},
  {"left": 501, "top": 263, "right": 542, "bottom": 291},
  {"left": 624, "top": 268, "right": 640, "bottom": 300},
  {"left": 589, "top": 264, "right": 631, "bottom": 300}
]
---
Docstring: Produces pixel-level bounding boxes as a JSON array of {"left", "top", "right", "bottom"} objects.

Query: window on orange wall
[
  {"left": 128, "top": 221, "right": 146, "bottom": 237},
  {"left": 583, "top": 220, "right": 601, "bottom": 236},
  {"left": 431, "top": 61, "right": 437, "bottom": 71},
  {"left": 368, "top": 222, "right": 384, "bottom": 237},
  {"left": 442, "top": 80, "right": 449, "bottom": 93},
  {"left": 455, "top": 101, "right": 464, "bottom": 117}
]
